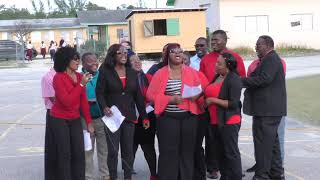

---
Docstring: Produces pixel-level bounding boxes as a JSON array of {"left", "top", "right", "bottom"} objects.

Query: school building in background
[{"left": 168, "top": 0, "right": 320, "bottom": 49}]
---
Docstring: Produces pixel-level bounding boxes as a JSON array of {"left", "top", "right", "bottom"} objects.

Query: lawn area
[{"left": 287, "top": 75, "right": 320, "bottom": 126}]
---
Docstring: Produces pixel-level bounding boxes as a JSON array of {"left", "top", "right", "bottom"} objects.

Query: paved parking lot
[{"left": 0, "top": 56, "right": 320, "bottom": 180}]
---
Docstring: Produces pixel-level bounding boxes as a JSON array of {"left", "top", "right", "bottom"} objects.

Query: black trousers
[
  {"left": 133, "top": 143, "right": 157, "bottom": 176},
  {"left": 213, "top": 124, "right": 242, "bottom": 180},
  {"left": 206, "top": 123, "right": 220, "bottom": 173},
  {"left": 157, "top": 112, "right": 198, "bottom": 180},
  {"left": 49, "top": 117, "right": 85, "bottom": 180},
  {"left": 253, "top": 116, "right": 284, "bottom": 179},
  {"left": 106, "top": 122, "right": 135, "bottom": 179},
  {"left": 44, "top": 110, "right": 57, "bottom": 180},
  {"left": 193, "top": 112, "right": 209, "bottom": 180}
]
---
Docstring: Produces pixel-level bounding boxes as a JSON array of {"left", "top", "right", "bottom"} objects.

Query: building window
[
  {"left": 1, "top": 32, "right": 8, "bottom": 40},
  {"left": 31, "top": 31, "right": 42, "bottom": 42},
  {"left": 154, "top": 19, "right": 167, "bottom": 35},
  {"left": 143, "top": 18, "right": 180, "bottom": 37},
  {"left": 233, "top": 15, "right": 269, "bottom": 33},
  {"left": 44, "top": 31, "right": 55, "bottom": 41},
  {"left": 61, "top": 31, "right": 70, "bottom": 41},
  {"left": 290, "top": 14, "right": 313, "bottom": 31}
]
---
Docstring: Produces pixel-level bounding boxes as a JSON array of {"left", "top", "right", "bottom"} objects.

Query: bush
[
  {"left": 232, "top": 46, "right": 256, "bottom": 59},
  {"left": 80, "top": 40, "right": 107, "bottom": 61},
  {"left": 276, "top": 43, "right": 315, "bottom": 56}
]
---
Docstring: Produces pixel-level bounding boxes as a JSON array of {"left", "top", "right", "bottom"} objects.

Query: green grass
[
  {"left": 287, "top": 75, "right": 320, "bottom": 126},
  {"left": 231, "top": 44, "right": 320, "bottom": 60}
]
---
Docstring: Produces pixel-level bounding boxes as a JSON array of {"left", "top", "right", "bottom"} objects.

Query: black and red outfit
[
  {"left": 133, "top": 71, "right": 157, "bottom": 178},
  {"left": 200, "top": 49, "right": 246, "bottom": 174},
  {"left": 50, "top": 72, "right": 92, "bottom": 180},
  {"left": 204, "top": 72, "right": 242, "bottom": 180},
  {"left": 96, "top": 65, "right": 148, "bottom": 180}
]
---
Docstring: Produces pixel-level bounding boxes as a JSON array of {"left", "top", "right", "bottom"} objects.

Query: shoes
[
  {"left": 246, "top": 164, "right": 257, "bottom": 173},
  {"left": 269, "top": 174, "right": 285, "bottom": 180},
  {"left": 207, "top": 170, "right": 219, "bottom": 179},
  {"left": 150, "top": 175, "right": 157, "bottom": 180}
]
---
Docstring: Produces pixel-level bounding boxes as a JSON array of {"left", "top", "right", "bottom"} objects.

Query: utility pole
[{"left": 155, "top": 0, "right": 158, "bottom": 8}]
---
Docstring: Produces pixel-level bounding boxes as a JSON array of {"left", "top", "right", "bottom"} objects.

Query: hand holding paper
[
  {"left": 182, "top": 84, "right": 202, "bottom": 98},
  {"left": 102, "top": 106, "right": 125, "bottom": 133}
]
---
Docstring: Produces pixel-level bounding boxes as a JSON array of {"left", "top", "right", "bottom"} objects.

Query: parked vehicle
[{"left": 0, "top": 40, "right": 23, "bottom": 60}]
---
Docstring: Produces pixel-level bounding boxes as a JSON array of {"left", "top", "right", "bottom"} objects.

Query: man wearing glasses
[{"left": 190, "top": 37, "right": 209, "bottom": 71}]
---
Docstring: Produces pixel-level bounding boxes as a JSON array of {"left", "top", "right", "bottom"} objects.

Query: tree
[
  {"left": 0, "top": 5, "right": 34, "bottom": 20},
  {"left": 85, "top": 2, "right": 106, "bottom": 10},
  {"left": 12, "top": 20, "right": 33, "bottom": 60},
  {"left": 53, "top": 0, "right": 87, "bottom": 16},
  {"left": 31, "top": 0, "right": 46, "bottom": 18}
]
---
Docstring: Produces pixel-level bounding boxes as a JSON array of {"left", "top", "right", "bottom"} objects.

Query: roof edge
[{"left": 125, "top": 8, "right": 207, "bottom": 19}]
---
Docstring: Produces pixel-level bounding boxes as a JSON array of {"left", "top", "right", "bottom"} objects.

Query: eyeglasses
[
  {"left": 195, "top": 44, "right": 205, "bottom": 48},
  {"left": 72, "top": 57, "right": 80, "bottom": 62},
  {"left": 169, "top": 48, "right": 183, "bottom": 54}
]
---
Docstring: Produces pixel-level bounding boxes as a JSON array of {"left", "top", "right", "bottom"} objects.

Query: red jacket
[
  {"left": 146, "top": 65, "right": 202, "bottom": 115},
  {"left": 200, "top": 49, "right": 246, "bottom": 82},
  {"left": 50, "top": 72, "right": 92, "bottom": 125}
]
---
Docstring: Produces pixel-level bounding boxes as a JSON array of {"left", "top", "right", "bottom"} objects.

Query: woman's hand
[
  {"left": 169, "top": 95, "right": 183, "bottom": 105},
  {"left": 143, "top": 119, "right": 150, "bottom": 129},
  {"left": 80, "top": 72, "right": 92, "bottom": 86},
  {"left": 103, "top": 106, "right": 113, "bottom": 117},
  {"left": 87, "top": 123, "right": 95, "bottom": 135},
  {"left": 205, "top": 97, "right": 217, "bottom": 106}
]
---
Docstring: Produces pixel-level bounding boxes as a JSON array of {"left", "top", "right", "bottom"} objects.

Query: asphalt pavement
[{"left": 0, "top": 55, "right": 320, "bottom": 180}]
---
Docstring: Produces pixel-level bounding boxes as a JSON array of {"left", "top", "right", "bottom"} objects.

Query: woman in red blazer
[{"left": 147, "top": 43, "right": 202, "bottom": 180}]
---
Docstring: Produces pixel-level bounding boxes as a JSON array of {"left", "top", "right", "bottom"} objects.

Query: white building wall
[
  {"left": 219, "top": 0, "right": 320, "bottom": 49},
  {"left": 173, "top": 0, "right": 220, "bottom": 32}
]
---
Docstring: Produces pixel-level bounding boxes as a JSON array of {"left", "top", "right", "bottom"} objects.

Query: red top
[
  {"left": 50, "top": 72, "right": 92, "bottom": 125},
  {"left": 120, "top": 76, "right": 126, "bottom": 88},
  {"left": 200, "top": 49, "right": 246, "bottom": 82},
  {"left": 205, "top": 82, "right": 241, "bottom": 125},
  {"left": 146, "top": 65, "right": 202, "bottom": 115}
]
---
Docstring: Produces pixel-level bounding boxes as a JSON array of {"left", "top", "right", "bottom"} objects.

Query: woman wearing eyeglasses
[
  {"left": 49, "top": 47, "right": 94, "bottom": 180},
  {"left": 146, "top": 43, "right": 202, "bottom": 180},
  {"left": 96, "top": 44, "right": 149, "bottom": 180},
  {"left": 204, "top": 52, "right": 242, "bottom": 180}
]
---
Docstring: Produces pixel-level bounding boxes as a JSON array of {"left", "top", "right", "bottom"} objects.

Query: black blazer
[
  {"left": 242, "top": 50, "right": 287, "bottom": 116},
  {"left": 212, "top": 72, "right": 242, "bottom": 125},
  {"left": 96, "top": 65, "right": 147, "bottom": 123}
]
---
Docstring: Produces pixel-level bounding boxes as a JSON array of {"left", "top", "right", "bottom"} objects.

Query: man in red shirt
[
  {"left": 200, "top": 30, "right": 246, "bottom": 179},
  {"left": 200, "top": 30, "right": 246, "bottom": 82}
]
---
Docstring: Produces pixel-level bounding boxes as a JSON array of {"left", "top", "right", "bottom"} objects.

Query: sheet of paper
[
  {"left": 182, "top": 84, "right": 202, "bottom": 98},
  {"left": 146, "top": 105, "right": 154, "bottom": 113},
  {"left": 102, "top": 105, "right": 125, "bottom": 133},
  {"left": 83, "top": 130, "right": 92, "bottom": 151}
]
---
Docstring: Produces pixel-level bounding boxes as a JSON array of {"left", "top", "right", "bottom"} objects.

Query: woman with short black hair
[
  {"left": 49, "top": 47, "right": 94, "bottom": 180},
  {"left": 205, "top": 52, "right": 242, "bottom": 180}
]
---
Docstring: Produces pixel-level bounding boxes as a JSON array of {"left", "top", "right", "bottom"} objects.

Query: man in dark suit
[{"left": 242, "top": 35, "right": 287, "bottom": 180}]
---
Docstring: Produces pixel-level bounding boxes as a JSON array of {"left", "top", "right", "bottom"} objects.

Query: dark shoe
[
  {"left": 269, "top": 174, "right": 285, "bottom": 180},
  {"left": 150, "top": 175, "right": 157, "bottom": 180},
  {"left": 207, "top": 171, "right": 219, "bottom": 179},
  {"left": 246, "top": 164, "right": 257, "bottom": 173}
]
